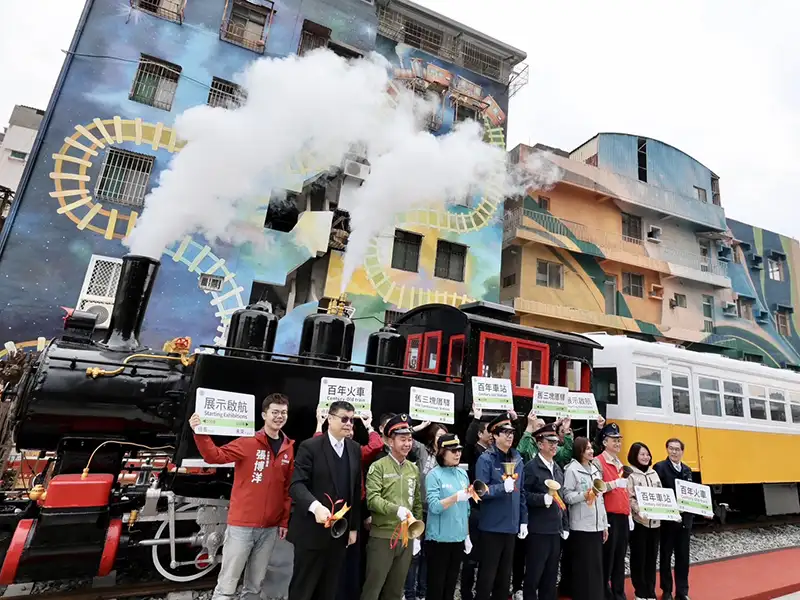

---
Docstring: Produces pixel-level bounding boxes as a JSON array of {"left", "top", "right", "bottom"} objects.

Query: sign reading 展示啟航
[
  {"left": 318, "top": 377, "right": 373, "bottom": 414},
  {"left": 566, "top": 392, "right": 601, "bottom": 420},
  {"left": 634, "top": 486, "right": 682, "bottom": 522},
  {"left": 471, "top": 377, "right": 514, "bottom": 412},
  {"left": 410, "top": 387, "right": 455, "bottom": 424},
  {"left": 675, "top": 479, "right": 713, "bottom": 517},
  {"left": 195, "top": 388, "right": 256, "bottom": 437}
]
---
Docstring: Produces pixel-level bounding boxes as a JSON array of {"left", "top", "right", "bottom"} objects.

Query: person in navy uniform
[
  {"left": 653, "top": 438, "right": 694, "bottom": 600},
  {"left": 522, "top": 423, "right": 569, "bottom": 600},
  {"left": 474, "top": 412, "right": 528, "bottom": 600}
]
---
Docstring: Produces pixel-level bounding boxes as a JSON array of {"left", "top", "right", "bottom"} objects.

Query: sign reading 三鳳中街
[
  {"left": 318, "top": 377, "right": 372, "bottom": 413},
  {"left": 410, "top": 387, "right": 455, "bottom": 424},
  {"left": 634, "top": 486, "right": 682, "bottom": 522},
  {"left": 566, "top": 392, "right": 601, "bottom": 419},
  {"left": 532, "top": 384, "right": 569, "bottom": 417},
  {"left": 471, "top": 377, "right": 513, "bottom": 412},
  {"left": 675, "top": 479, "right": 713, "bottom": 517},
  {"left": 195, "top": 388, "right": 255, "bottom": 437}
]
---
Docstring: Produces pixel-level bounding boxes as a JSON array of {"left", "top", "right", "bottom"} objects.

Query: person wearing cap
[
  {"left": 424, "top": 433, "right": 472, "bottom": 600},
  {"left": 361, "top": 414, "right": 423, "bottom": 600},
  {"left": 474, "top": 412, "right": 528, "bottom": 600},
  {"left": 521, "top": 423, "right": 569, "bottom": 600},
  {"left": 593, "top": 422, "right": 631, "bottom": 600}
]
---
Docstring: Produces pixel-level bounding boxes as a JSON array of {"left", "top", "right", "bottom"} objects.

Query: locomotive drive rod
[{"left": 137, "top": 534, "right": 201, "bottom": 546}]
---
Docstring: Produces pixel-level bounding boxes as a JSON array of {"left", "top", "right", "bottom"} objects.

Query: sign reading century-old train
[
  {"left": 675, "top": 479, "right": 713, "bottom": 517},
  {"left": 410, "top": 386, "right": 455, "bottom": 424},
  {"left": 635, "top": 486, "right": 682, "bottom": 522},
  {"left": 471, "top": 377, "right": 514, "bottom": 411},
  {"left": 318, "top": 377, "right": 373, "bottom": 413},
  {"left": 195, "top": 388, "right": 256, "bottom": 437}
]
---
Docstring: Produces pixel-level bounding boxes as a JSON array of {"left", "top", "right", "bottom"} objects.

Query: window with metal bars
[
  {"left": 391, "top": 229, "right": 422, "bottom": 273},
  {"left": 84, "top": 258, "right": 122, "bottom": 298},
  {"left": 199, "top": 273, "right": 224, "bottom": 291},
  {"left": 96, "top": 148, "right": 155, "bottom": 208},
  {"left": 434, "top": 240, "right": 466, "bottom": 282},
  {"left": 622, "top": 272, "right": 644, "bottom": 298},
  {"left": 207, "top": 77, "right": 245, "bottom": 108},
  {"left": 384, "top": 309, "right": 405, "bottom": 326},
  {"left": 298, "top": 20, "right": 330, "bottom": 56},
  {"left": 621, "top": 212, "right": 642, "bottom": 240},
  {"left": 402, "top": 18, "right": 442, "bottom": 55},
  {"left": 461, "top": 40, "right": 502, "bottom": 80},
  {"left": 133, "top": 0, "right": 185, "bottom": 24},
  {"left": 637, "top": 137, "right": 647, "bottom": 183},
  {"left": 222, "top": 0, "right": 271, "bottom": 53},
  {"left": 130, "top": 55, "right": 181, "bottom": 111}
]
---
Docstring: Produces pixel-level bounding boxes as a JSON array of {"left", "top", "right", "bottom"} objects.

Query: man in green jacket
[
  {"left": 361, "top": 413, "right": 423, "bottom": 600},
  {"left": 517, "top": 411, "right": 575, "bottom": 467}
]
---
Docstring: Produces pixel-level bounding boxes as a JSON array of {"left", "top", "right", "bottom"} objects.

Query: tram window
[
  {"left": 769, "top": 389, "right": 787, "bottom": 422},
  {"left": 749, "top": 385, "right": 768, "bottom": 420},
  {"left": 422, "top": 331, "right": 441, "bottom": 373},
  {"left": 593, "top": 368, "right": 618, "bottom": 405},
  {"left": 671, "top": 373, "right": 691, "bottom": 415},
  {"left": 698, "top": 377, "right": 722, "bottom": 416},
  {"left": 723, "top": 381, "right": 744, "bottom": 418},
  {"left": 553, "top": 359, "right": 583, "bottom": 390},
  {"left": 448, "top": 335, "right": 465, "bottom": 379},
  {"left": 405, "top": 334, "right": 422, "bottom": 371},
  {"left": 790, "top": 393, "right": 800, "bottom": 424},
  {"left": 482, "top": 338, "right": 512, "bottom": 378},
  {"left": 516, "top": 345, "right": 543, "bottom": 388},
  {"left": 635, "top": 367, "right": 662, "bottom": 408}
]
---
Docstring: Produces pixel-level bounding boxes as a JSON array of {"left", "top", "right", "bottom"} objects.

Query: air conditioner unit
[
  {"left": 722, "top": 301, "right": 737, "bottom": 314},
  {"left": 646, "top": 226, "right": 662, "bottom": 243},
  {"left": 342, "top": 159, "right": 370, "bottom": 181},
  {"left": 78, "top": 299, "right": 114, "bottom": 330}
]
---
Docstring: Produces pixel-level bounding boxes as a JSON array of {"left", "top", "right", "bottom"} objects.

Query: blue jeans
[
  {"left": 403, "top": 541, "right": 427, "bottom": 599},
  {"left": 212, "top": 525, "right": 280, "bottom": 600}
]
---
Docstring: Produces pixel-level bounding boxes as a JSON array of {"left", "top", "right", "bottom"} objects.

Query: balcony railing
[{"left": 504, "top": 208, "right": 729, "bottom": 280}]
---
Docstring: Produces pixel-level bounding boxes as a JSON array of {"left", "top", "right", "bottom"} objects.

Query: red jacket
[
  {"left": 194, "top": 430, "right": 294, "bottom": 528},
  {"left": 597, "top": 452, "right": 630, "bottom": 516},
  {"left": 313, "top": 430, "right": 383, "bottom": 499}
]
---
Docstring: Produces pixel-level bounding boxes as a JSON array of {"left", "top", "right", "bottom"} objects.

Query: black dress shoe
[
  {"left": 676, "top": 596, "right": 690, "bottom": 600},
  {"left": 662, "top": 593, "right": 674, "bottom": 600}
]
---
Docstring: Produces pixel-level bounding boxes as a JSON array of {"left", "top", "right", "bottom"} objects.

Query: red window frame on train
[
  {"left": 447, "top": 334, "right": 466, "bottom": 382},
  {"left": 421, "top": 331, "right": 442, "bottom": 374},
  {"left": 404, "top": 333, "right": 423, "bottom": 372},
  {"left": 477, "top": 332, "right": 550, "bottom": 397}
]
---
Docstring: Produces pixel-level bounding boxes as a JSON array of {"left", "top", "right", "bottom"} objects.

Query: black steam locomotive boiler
[{"left": 0, "top": 253, "right": 601, "bottom": 585}]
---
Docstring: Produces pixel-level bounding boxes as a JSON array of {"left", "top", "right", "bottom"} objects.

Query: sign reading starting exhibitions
[
  {"left": 318, "top": 377, "right": 372, "bottom": 413},
  {"left": 471, "top": 377, "right": 514, "bottom": 412},
  {"left": 410, "top": 387, "right": 455, "bottom": 424},
  {"left": 195, "top": 388, "right": 255, "bottom": 437},
  {"left": 675, "top": 479, "right": 713, "bottom": 518},
  {"left": 634, "top": 486, "right": 682, "bottom": 522},
  {"left": 532, "top": 384, "right": 569, "bottom": 417},
  {"left": 565, "top": 392, "right": 601, "bottom": 420}
]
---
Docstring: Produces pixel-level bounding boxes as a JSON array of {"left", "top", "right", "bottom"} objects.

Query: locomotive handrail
[
  {"left": 200, "top": 344, "right": 458, "bottom": 383},
  {"left": 47, "top": 354, "right": 187, "bottom": 373}
]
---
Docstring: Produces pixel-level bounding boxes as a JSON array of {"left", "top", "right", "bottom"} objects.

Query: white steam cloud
[{"left": 125, "top": 49, "right": 561, "bottom": 293}]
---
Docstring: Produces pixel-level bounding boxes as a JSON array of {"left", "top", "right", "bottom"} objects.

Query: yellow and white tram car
[{"left": 586, "top": 333, "right": 800, "bottom": 516}]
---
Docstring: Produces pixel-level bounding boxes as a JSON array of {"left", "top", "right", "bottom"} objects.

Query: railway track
[{"left": 3, "top": 579, "right": 214, "bottom": 600}]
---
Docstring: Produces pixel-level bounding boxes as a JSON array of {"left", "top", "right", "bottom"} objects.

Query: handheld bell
[
  {"left": 471, "top": 480, "right": 488, "bottom": 497},
  {"left": 501, "top": 462, "right": 516, "bottom": 477},
  {"left": 621, "top": 466, "right": 634, "bottom": 478},
  {"left": 592, "top": 478, "right": 607, "bottom": 494},
  {"left": 407, "top": 516, "right": 425, "bottom": 540},
  {"left": 330, "top": 516, "right": 349, "bottom": 539}
]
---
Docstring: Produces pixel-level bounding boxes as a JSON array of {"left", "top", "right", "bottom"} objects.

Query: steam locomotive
[{"left": 0, "top": 254, "right": 601, "bottom": 584}]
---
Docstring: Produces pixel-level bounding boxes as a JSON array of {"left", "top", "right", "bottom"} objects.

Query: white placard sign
[
  {"left": 566, "top": 392, "right": 601, "bottom": 420},
  {"left": 634, "top": 486, "right": 682, "bottom": 522},
  {"left": 195, "top": 388, "right": 256, "bottom": 437},
  {"left": 675, "top": 479, "right": 713, "bottom": 517},
  {"left": 471, "top": 377, "right": 514, "bottom": 411},
  {"left": 410, "top": 387, "right": 455, "bottom": 424},
  {"left": 532, "top": 384, "right": 569, "bottom": 417},
  {"left": 319, "top": 377, "right": 372, "bottom": 413}
]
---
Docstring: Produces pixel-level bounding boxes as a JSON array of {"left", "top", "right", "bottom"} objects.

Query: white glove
[
  {"left": 464, "top": 535, "right": 473, "bottom": 555},
  {"left": 412, "top": 538, "right": 421, "bottom": 556},
  {"left": 614, "top": 478, "right": 628, "bottom": 489},
  {"left": 544, "top": 494, "right": 553, "bottom": 507},
  {"left": 503, "top": 478, "right": 515, "bottom": 493},
  {"left": 629, "top": 515, "right": 635, "bottom": 531},
  {"left": 397, "top": 506, "right": 411, "bottom": 521},
  {"left": 561, "top": 531, "right": 570, "bottom": 540},
  {"left": 518, "top": 524, "right": 528, "bottom": 539},
  {"left": 456, "top": 490, "right": 471, "bottom": 503},
  {"left": 312, "top": 503, "right": 332, "bottom": 524}
]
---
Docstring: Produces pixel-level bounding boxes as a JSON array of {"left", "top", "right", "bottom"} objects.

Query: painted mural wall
[{"left": 0, "top": 0, "right": 512, "bottom": 364}]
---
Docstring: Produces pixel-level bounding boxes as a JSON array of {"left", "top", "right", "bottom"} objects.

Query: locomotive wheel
[{"left": 151, "top": 504, "right": 219, "bottom": 583}]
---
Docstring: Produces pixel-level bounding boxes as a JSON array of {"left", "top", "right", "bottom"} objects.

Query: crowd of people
[{"left": 188, "top": 393, "right": 697, "bottom": 600}]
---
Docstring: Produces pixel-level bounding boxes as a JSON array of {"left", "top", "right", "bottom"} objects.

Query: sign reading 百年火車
[
  {"left": 318, "top": 377, "right": 372, "bottom": 414},
  {"left": 675, "top": 479, "right": 713, "bottom": 517}
]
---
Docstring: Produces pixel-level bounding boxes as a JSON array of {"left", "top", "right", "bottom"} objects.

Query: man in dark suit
[{"left": 287, "top": 401, "right": 362, "bottom": 600}]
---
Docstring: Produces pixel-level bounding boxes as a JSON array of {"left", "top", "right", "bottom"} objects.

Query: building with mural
[
  {"left": 0, "top": 0, "right": 527, "bottom": 362},
  {"left": 503, "top": 134, "right": 800, "bottom": 369}
]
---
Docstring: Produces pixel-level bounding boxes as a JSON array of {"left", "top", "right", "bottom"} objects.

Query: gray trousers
[{"left": 212, "top": 526, "right": 279, "bottom": 600}]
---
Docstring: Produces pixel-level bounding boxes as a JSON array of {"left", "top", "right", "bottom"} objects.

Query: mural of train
[{"left": 0, "top": 253, "right": 599, "bottom": 585}]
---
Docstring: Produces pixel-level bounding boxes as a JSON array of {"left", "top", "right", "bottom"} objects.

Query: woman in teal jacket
[{"left": 425, "top": 433, "right": 473, "bottom": 600}]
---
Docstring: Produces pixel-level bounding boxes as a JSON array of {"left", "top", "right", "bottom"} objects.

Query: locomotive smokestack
[{"left": 102, "top": 254, "right": 160, "bottom": 351}]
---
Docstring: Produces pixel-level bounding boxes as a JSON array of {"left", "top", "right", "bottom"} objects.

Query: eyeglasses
[
  {"left": 268, "top": 410, "right": 288, "bottom": 417},
  {"left": 497, "top": 430, "right": 515, "bottom": 437},
  {"left": 330, "top": 414, "right": 354, "bottom": 424},
  {"left": 667, "top": 447, "right": 683, "bottom": 452}
]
